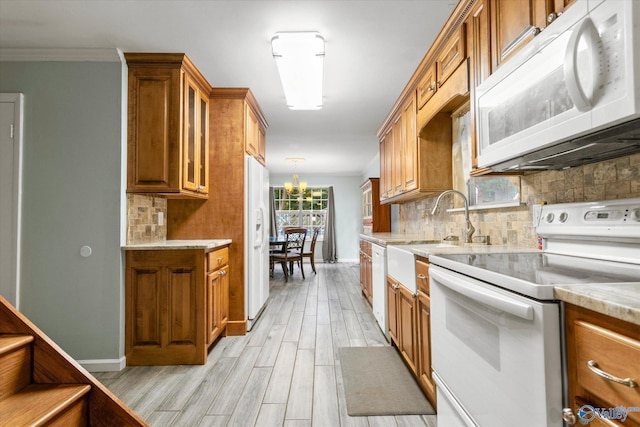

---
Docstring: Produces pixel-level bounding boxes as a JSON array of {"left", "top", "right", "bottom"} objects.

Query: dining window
[{"left": 273, "top": 187, "right": 328, "bottom": 237}]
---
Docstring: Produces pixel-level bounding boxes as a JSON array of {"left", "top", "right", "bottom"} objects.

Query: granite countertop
[
  {"left": 122, "top": 239, "right": 232, "bottom": 250},
  {"left": 555, "top": 284, "right": 640, "bottom": 326},
  {"left": 359, "top": 232, "right": 437, "bottom": 246},
  {"left": 361, "top": 232, "right": 640, "bottom": 325}
]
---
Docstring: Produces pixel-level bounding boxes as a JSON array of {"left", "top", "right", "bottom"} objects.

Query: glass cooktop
[{"left": 429, "top": 252, "right": 640, "bottom": 300}]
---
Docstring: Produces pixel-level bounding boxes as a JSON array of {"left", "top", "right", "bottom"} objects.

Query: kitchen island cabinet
[
  {"left": 125, "top": 53, "right": 211, "bottom": 199},
  {"left": 124, "top": 240, "right": 230, "bottom": 365}
]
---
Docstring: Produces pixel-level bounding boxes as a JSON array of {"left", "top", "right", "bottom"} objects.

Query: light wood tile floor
[{"left": 94, "top": 263, "right": 437, "bottom": 427}]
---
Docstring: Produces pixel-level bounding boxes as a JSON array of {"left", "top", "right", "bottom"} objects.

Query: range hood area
[
  {"left": 491, "top": 118, "right": 640, "bottom": 171},
  {"left": 475, "top": 0, "right": 640, "bottom": 173}
]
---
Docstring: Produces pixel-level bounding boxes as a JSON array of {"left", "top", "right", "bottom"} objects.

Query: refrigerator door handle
[{"left": 254, "top": 206, "right": 265, "bottom": 248}]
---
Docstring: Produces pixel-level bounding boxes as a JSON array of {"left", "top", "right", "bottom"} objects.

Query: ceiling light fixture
[
  {"left": 271, "top": 31, "right": 325, "bottom": 110},
  {"left": 284, "top": 157, "right": 307, "bottom": 195}
]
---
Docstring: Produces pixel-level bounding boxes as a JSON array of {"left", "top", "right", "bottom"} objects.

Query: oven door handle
[{"left": 430, "top": 268, "right": 534, "bottom": 321}]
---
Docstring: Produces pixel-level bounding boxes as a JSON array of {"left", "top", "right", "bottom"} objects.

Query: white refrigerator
[{"left": 245, "top": 155, "right": 270, "bottom": 331}]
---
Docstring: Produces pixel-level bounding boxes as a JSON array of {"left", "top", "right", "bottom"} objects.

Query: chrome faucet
[{"left": 431, "top": 190, "right": 476, "bottom": 244}]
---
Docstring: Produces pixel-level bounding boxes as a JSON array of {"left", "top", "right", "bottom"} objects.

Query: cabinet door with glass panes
[{"left": 360, "top": 178, "right": 391, "bottom": 233}]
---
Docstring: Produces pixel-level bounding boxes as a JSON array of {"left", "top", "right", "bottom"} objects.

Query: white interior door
[{"left": 0, "top": 93, "right": 23, "bottom": 308}]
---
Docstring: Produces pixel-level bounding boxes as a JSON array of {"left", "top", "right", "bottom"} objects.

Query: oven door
[{"left": 429, "top": 265, "right": 564, "bottom": 427}]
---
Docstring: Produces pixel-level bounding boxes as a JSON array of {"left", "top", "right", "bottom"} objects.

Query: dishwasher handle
[{"left": 430, "top": 267, "right": 534, "bottom": 321}]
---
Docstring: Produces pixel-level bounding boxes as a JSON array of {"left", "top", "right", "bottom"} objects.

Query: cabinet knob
[
  {"left": 562, "top": 408, "right": 577, "bottom": 425},
  {"left": 548, "top": 12, "right": 559, "bottom": 24}
]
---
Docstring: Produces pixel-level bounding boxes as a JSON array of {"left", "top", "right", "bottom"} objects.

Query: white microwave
[{"left": 476, "top": 0, "right": 640, "bottom": 171}]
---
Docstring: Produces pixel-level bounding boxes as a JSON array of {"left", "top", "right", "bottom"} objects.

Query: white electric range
[{"left": 428, "top": 198, "right": 640, "bottom": 427}]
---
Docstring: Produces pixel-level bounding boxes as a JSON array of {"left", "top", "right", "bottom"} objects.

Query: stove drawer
[{"left": 574, "top": 320, "right": 640, "bottom": 415}]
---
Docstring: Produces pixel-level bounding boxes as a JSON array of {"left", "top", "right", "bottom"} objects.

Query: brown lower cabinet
[
  {"left": 564, "top": 303, "right": 640, "bottom": 426},
  {"left": 125, "top": 245, "right": 229, "bottom": 365},
  {"left": 386, "top": 256, "right": 436, "bottom": 408},
  {"left": 359, "top": 239, "right": 373, "bottom": 304}
]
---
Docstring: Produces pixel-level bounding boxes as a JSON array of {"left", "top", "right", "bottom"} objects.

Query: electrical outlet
[{"left": 158, "top": 211, "right": 164, "bottom": 226}]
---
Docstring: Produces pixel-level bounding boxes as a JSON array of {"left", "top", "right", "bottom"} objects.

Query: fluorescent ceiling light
[{"left": 271, "top": 32, "right": 325, "bottom": 110}]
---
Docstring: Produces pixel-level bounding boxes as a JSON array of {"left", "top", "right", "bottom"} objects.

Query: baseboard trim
[
  {"left": 227, "top": 321, "right": 247, "bottom": 336},
  {"left": 77, "top": 357, "right": 126, "bottom": 372}
]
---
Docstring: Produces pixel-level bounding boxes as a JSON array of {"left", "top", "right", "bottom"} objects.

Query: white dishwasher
[{"left": 371, "top": 243, "right": 388, "bottom": 340}]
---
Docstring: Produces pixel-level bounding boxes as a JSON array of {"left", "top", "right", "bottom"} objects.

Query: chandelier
[{"left": 284, "top": 158, "right": 307, "bottom": 195}]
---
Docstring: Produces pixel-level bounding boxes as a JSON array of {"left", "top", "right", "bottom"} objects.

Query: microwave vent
[{"left": 493, "top": 118, "right": 640, "bottom": 171}]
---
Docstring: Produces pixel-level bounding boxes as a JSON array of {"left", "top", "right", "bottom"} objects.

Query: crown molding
[{"left": 0, "top": 48, "right": 123, "bottom": 62}]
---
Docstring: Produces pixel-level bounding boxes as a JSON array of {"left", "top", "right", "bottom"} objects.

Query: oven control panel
[{"left": 536, "top": 198, "right": 640, "bottom": 241}]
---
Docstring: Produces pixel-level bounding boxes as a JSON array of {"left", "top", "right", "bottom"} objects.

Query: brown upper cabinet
[
  {"left": 490, "top": 0, "right": 577, "bottom": 70},
  {"left": 467, "top": 0, "right": 494, "bottom": 175},
  {"left": 245, "top": 103, "right": 267, "bottom": 165},
  {"left": 125, "top": 53, "right": 211, "bottom": 199},
  {"left": 379, "top": 0, "right": 578, "bottom": 186},
  {"left": 361, "top": 178, "right": 391, "bottom": 233},
  {"left": 417, "top": 26, "right": 467, "bottom": 112}
]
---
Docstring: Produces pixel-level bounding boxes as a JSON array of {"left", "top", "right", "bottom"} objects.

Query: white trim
[
  {"left": 77, "top": 357, "right": 126, "bottom": 372},
  {"left": 0, "top": 48, "right": 122, "bottom": 62},
  {"left": 0, "top": 93, "right": 23, "bottom": 309}
]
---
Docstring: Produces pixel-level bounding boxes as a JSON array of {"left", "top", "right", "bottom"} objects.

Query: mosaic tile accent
[
  {"left": 398, "top": 154, "right": 640, "bottom": 248},
  {"left": 126, "top": 194, "right": 167, "bottom": 244}
]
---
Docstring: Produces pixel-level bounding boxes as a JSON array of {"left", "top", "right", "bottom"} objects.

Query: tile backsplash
[
  {"left": 126, "top": 194, "right": 167, "bottom": 244},
  {"left": 398, "top": 153, "right": 640, "bottom": 248}
]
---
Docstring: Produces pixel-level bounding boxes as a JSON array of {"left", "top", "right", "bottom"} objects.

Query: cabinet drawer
[
  {"left": 417, "top": 63, "right": 437, "bottom": 109},
  {"left": 574, "top": 320, "right": 640, "bottom": 411},
  {"left": 416, "top": 259, "right": 429, "bottom": 295},
  {"left": 207, "top": 247, "right": 229, "bottom": 272},
  {"left": 360, "top": 240, "right": 372, "bottom": 256}
]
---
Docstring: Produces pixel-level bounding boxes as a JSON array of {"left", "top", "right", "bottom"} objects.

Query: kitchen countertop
[
  {"left": 555, "top": 284, "right": 640, "bottom": 326},
  {"left": 359, "top": 232, "right": 440, "bottom": 246},
  {"left": 361, "top": 232, "right": 640, "bottom": 325},
  {"left": 122, "top": 239, "right": 232, "bottom": 250}
]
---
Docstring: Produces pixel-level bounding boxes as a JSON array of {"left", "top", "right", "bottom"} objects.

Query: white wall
[
  {"left": 0, "top": 60, "right": 125, "bottom": 365},
  {"left": 270, "top": 174, "right": 362, "bottom": 261}
]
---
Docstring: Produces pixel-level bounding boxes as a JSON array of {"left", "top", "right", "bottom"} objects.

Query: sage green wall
[
  {"left": 0, "top": 61, "right": 125, "bottom": 361},
  {"left": 270, "top": 174, "right": 362, "bottom": 261}
]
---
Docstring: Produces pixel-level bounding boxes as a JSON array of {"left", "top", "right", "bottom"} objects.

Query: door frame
[{"left": 1, "top": 93, "right": 24, "bottom": 309}]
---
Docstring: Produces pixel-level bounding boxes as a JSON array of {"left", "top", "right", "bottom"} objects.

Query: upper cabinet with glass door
[{"left": 125, "top": 53, "right": 211, "bottom": 199}]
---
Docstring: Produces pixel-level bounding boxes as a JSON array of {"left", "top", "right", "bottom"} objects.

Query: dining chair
[
  {"left": 301, "top": 227, "right": 320, "bottom": 274},
  {"left": 270, "top": 227, "right": 307, "bottom": 281}
]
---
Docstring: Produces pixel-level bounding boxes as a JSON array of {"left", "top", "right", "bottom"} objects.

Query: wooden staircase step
[
  {"left": 0, "top": 334, "right": 34, "bottom": 401},
  {"left": 0, "top": 334, "right": 34, "bottom": 355},
  {"left": 0, "top": 383, "right": 91, "bottom": 426}
]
